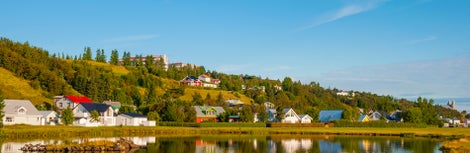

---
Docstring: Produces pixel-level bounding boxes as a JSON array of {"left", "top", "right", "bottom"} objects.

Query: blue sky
[{"left": 1, "top": 0, "right": 469, "bottom": 104}]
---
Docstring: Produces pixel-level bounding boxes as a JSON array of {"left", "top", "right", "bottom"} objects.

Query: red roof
[{"left": 65, "top": 96, "right": 93, "bottom": 103}]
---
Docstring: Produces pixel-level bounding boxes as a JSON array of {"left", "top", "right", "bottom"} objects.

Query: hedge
[
  {"left": 266, "top": 123, "right": 331, "bottom": 127},
  {"left": 332, "top": 120, "right": 427, "bottom": 128}
]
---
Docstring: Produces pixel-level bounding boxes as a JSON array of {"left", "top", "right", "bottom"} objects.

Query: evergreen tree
[
  {"left": 61, "top": 108, "right": 74, "bottom": 125},
  {"left": 110, "top": 49, "right": 119, "bottom": 65},
  {"left": 83, "top": 47, "right": 92, "bottom": 61},
  {"left": 95, "top": 49, "right": 101, "bottom": 62}
]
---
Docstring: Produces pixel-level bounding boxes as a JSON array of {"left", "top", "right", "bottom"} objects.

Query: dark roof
[
  {"left": 65, "top": 96, "right": 93, "bottom": 103},
  {"left": 188, "top": 76, "right": 199, "bottom": 80},
  {"left": 319, "top": 110, "right": 343, "bottom": 123},
  {"left": 80, "top": 103, "right": 110, "bottom": 113},
  {"left": 122, "top": 112, "right": 146, "bottom": 118}
]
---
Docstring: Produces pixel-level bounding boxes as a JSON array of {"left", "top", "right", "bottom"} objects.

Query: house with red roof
[{"left": 54, "top": 95, "right": 93, "bottom": 112}]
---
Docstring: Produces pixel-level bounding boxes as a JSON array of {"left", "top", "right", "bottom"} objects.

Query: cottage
[
  {"left": 180, "top": 76, "right": 202, "bottom": 87},
  {"left": 358, "top": 114, "right": 370, "bottom": 122},
  {"left": 40, "top": 111, "right": 59, "bottom": 125},
  {"left": 103, "top": 100, "right": 121, "bottom": 114},
  {"left": 2, "top": 99, "right": 43, "bottom": 126},
  {"left": 73, "top": 103, "right": 115, "bottom": 127},
  {"left": 194, "top": 106, "right": 225, "bottom": 123},
  {"left": 54, "top": 95, "right": 93, "bottom": 112},
  {"left": 198, "top": 74, "right": 211, "bottom": 82},
  {"left": 369, "top": 111, "right": 382, "bottom": 121},
  {"left": 263, "top": 102, "right": 275, "bottom": 109},
  {"left": 281, "top": 108, "right": 301, "bottom": 123},
  {"left": 117, "top": 112, "right": 155, "bottom": 126},
  {"left": 318, "top": 110, "right": 343, "bottom": 123},
  {"left": 267, "top": 109, "right": 278, "bottom": 122},
  {"left": 299, "top": 114, "right": 313, "bottom": 123}
]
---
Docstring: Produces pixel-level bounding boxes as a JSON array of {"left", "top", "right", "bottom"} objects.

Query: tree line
[{"left": 0, "top": 37, "right": 465, "bottom": 125}]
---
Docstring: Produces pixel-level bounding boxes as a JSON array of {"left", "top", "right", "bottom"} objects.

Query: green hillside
[
  {"left": 0, "top": 37, "right": 462, "bottom": 124},
  {"left": 0, "top": 67, "right": 53, "bottom": 105}
]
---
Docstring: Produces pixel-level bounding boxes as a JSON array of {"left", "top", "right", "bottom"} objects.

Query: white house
[
  {"left": 298, "top": 114, "right": 313, "bottom": 123},
  {"left": 2, "top": 99, "right": 43, "bottom": 126},
  {"left": 73, "top": 103, "right": 115, "bottom": 127},
  {"left": 369, "top": 111, "right": 382, "bottom": 121},
  {"left": 281, "top": 108, "right": 300, "bottom": 123},
  {"left": 54, "top": 95, "right": 93, "bottom": 112},
  {"left": 40, "top": 110, "right": 59, "bottom": 125},
  {"left": 117, "top": 112, "right": 155, "bottom": 126}
]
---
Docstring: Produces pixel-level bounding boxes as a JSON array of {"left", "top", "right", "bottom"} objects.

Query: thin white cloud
[
  {"left": 105, "top": 34, "right": 159, "bottom": 42},
  {"left": 406, "top": 35, "right": 437, "bottom": 45},
  {"left": 296, "top": 0, "right": 387, "bottom": 31},
  {"left": 216, "top": 64, "right": 252, "bottom": 73},
  {"left": 264, "top": 65, "right": 293, "bottom": 71},
  {"left": 314, "top": 57, "right": 470, "bottom": 99}
]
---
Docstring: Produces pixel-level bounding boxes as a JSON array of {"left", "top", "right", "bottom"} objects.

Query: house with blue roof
[
  {"left": 318, "top": 110, "right": 343, "bottom": 123},
  {"left": 73, "top": 103, "right": 116, "bottom": 127}
]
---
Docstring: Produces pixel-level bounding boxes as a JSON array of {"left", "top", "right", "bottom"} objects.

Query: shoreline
[{"left": 3, "top": 125, "right": 470, "bottom": 152}]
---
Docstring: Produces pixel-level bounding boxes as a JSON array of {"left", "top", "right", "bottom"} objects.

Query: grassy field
[
  {"left": 3, "top": 125, "right": 469, "bottom": 152},
  {"left": 180, "top": 88, "right": 253, "bottom": 104},
  {"left": 0, "top": 68, "right": 53, "bottom": 105},
  {"left": 3, "top": 125, "right": 469, "bottom": 140}
]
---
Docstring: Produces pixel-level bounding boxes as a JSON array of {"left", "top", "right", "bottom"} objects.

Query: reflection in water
[{"left": 1, "top": 136, "right": 442, "bottom": 153}]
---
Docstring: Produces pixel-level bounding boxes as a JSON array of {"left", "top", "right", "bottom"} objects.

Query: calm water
[{"left": 1, "top": 135, "right": 442, "bottom": 153}]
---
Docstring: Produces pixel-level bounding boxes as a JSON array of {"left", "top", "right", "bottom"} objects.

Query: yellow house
[{"left": 359, "top": 114, "right": 370, "bottom": 122}]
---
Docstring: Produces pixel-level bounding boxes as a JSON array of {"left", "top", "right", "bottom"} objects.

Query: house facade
[
  {"left": 40, "top": 111, "right": 59, "bottom": 125},
  {"left": 2, "top": 99, "right": 43, "bottom": 126},
  {"left": 116, "top": 112, "right": 155, "bottom": 126},
  {"left": 73, "top": 103, "right": 115, "bottom": 127},
  {"left": 299, "top": 114, "right": 313, "bottom": 123},
  {"left": 180, "top": 76, "right": 202, "bottom": 87},
  {"left": 54, "top": 95, "right": 93, "bottom": 112},
  {"left": 194, "top": 106, "right": 225, "bottom": 123},
  {"left": 281, "top": 108, "right": 301, "bottom": 123}
]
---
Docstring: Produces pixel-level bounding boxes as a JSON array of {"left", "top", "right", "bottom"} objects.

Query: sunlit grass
[
  {"left": 0, "top": 68, "right": 52, "bottom": 105},
  {"left": 179, "top": 88, "right": 253, "bottom": 104}
]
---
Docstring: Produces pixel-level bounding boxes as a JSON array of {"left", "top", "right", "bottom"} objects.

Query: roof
[
  {"left": 299, "top": 114, "right": 312, "bottom": 119},
  {"left": 65, "top": 96, "right": 93, "bottom": 103},
  {"left": 194, "top": 106, "right": 225, "bottom": 117},
  {"left": 40, "top": 111, "right": 56, "bottom": 117},
  {"left": 3, "top": 99, "right": 41, "bottom": 116},
  {"left": 80, "top": 103, "right": 111, "bottom": 113},
  {"left": 319, "top": 110, "right": 343, "bottom": 123},
  {"left": 359, "top": 114, "right": 368, "bottom": 121},
  {"left": 121, "top": 112, "right": 146, "bottom": 118},
  {"left": 283, "top": 108, "right": 293, "bottom": 114}
]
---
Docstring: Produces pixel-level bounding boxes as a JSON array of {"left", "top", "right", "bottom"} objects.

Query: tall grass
[{"left": 0, "top": 68, "right": 54, "bottom": 104}]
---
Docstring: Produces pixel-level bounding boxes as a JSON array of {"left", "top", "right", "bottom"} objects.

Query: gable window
[
  {"left": 18, "top": 108, "right": 26, "bottom": 114},
  {"left": 6, "top": 117, "right": 13, "bottom": 122}
]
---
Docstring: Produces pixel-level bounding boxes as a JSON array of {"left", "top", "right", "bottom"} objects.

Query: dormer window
[{"left": 18, "top": 107, "right": 26, "bottom": 115}]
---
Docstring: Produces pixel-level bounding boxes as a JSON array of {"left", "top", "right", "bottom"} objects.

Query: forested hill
[{"left": 0, "top": 37, "right": 461, "bottom": 123}]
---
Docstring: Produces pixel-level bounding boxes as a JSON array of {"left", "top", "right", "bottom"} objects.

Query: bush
[
  {"left": 158, "top": 122, "right": 200, "bottom": 127},
  {"left": 200, "top": 122, "right": 266, "bottom": 127},
  {"left": 266, "top": 123, "right": 328, "bottom": 128}
]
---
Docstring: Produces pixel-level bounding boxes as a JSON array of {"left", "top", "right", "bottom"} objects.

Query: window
[
  {"left": 59, "top": 102, "right": 63, "bottom": 108},
  {"left": 6, "top": 117, "right": 13, "bottom": 122},
  {"left": 18, "top": 108, "right": 26, "bottom": 114}
]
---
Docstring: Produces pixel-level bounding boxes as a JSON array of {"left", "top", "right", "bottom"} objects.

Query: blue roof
[
  {"left": 359, "top": 114, "right": 368, "bottom": 121},
  {"left": 81, "top": 103, "right": 111, "bottom": 113},
  {"left": 318, "top": 110, "right": 343, "bottom": 122},
  {"left": 122, "top": 112, "right": 146, "bottom": 118}
]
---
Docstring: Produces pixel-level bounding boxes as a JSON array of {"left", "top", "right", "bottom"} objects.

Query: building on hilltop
[{"left": 169, "top": 62, "right": 198, "bottom": 69}]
